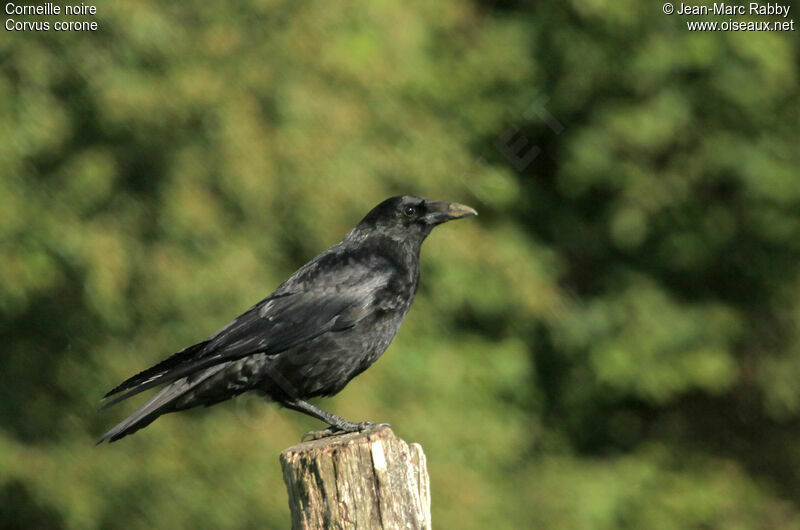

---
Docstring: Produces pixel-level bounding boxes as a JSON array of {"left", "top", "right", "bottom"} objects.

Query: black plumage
[{"left": 97, "top": 196, "right": 477, "bottom": 443}]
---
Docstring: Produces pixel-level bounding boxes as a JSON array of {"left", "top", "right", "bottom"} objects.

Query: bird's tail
[{"left": 96, "top": 365, "right": 226, "bottom": 444}]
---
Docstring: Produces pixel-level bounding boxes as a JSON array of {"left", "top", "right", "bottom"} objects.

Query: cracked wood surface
[{"left": 280, "top": 425, "right": 431, "bottom": 529}]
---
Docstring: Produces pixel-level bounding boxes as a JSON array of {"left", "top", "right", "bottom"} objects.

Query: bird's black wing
[{"left": 102, "top": 260, "right": 391, "bottom": 407}]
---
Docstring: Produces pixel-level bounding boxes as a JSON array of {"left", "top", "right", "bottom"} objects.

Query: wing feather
[{"left": 101, "top": 260, "right": 391, "bottom": 407}]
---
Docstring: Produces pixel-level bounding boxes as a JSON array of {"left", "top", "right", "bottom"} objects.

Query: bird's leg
[{"left": 282, "top": 399, "right": 374, "bottom": 441}]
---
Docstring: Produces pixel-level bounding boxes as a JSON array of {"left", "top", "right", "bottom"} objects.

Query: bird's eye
[{"left": 403, "top": 205, "right": 416, "bottom": 217}]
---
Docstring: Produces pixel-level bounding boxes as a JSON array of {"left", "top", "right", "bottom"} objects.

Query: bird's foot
[
  {"left": 300, "top": 421, "right": 390, "bottom": 442},
  {"left": 301, "top": 427, "right": 344, "bottom": 441}
]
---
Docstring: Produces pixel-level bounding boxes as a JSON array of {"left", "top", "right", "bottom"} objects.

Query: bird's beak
[{"left": 424, "top": 200, "right": 478, "bottom": 224}]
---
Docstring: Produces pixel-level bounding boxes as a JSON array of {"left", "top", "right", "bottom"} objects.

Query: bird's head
[{"left": 349, "top": 195, "right": 478, "bottom": 246}]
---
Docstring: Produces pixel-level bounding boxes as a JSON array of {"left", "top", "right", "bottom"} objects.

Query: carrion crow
[{"left": 97, "top": 195, "right": 477, "bottom": 443}]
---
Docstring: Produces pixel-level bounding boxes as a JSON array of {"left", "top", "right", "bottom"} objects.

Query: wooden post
[{"left": 280, "top": 425, "right": 431, "bottom": 529}]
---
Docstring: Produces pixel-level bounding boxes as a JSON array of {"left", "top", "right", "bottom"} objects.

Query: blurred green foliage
[{"left": 2, "top": 0, "right": 800, "bottom": 528}]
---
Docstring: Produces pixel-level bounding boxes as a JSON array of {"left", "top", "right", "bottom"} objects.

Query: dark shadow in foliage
[
  {"left": 657, "top": 392, "right": 800, "bottom": 502},
  {"left": 473, "top": 0, "right": 537, "bottom": 13},
  {"left": 451, "top": 301, "right": 513, "bottom": 342},
  {"left": 0, "top": 480, "right": 65, "bottom": 530},
  {"left": 0, "top": 261, "right": 95, "bottom": 444},
  {"left": 529, "top": 329, "right": 800, "bottom": 502}
]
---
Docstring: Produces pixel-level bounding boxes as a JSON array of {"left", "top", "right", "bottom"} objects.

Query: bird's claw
[
  {"left": 301, "top": 427, "right": 343, "bottom": 441},
  {"left": 361, "top": 421, "right": 392, "bottom": 430},
  {"left": 300, "top": 421, "right": 389, "bottom": 441},
  {"left": 352, "top": 421, "right": 393, "bottom": 432}
]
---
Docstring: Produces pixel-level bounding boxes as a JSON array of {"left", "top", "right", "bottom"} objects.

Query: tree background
[{"left": 2, "top": 1, "right": 800, "bottom": 528}]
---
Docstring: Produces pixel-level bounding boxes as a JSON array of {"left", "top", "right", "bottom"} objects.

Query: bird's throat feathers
[{"left": 345, "top": 224, "right": 427, "bottom": 261}]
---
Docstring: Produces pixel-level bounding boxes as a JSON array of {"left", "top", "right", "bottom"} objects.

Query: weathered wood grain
[{"left": 280, "top": 425, "right": 431, "bottom": 529}]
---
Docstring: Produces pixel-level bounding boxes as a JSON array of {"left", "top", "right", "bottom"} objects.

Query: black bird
[{"left": 97, "top": 196, "right": 477, "bottom": 443}]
